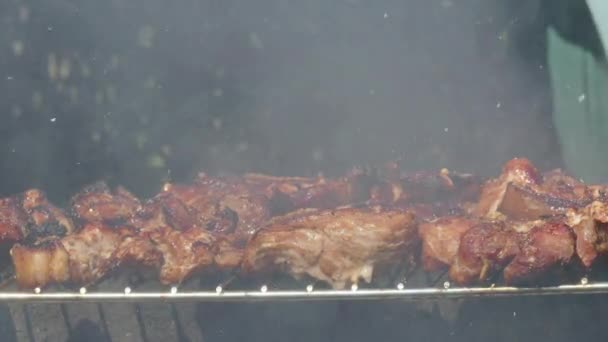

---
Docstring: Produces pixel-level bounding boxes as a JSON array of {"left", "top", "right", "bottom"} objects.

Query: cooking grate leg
[
  {"left": 169, "top": 304, "right": 189, "bottom": 342},
  {"left": 96, "top": 303, "right": 111, "bottom": 341},
  {"left": 24, "top": 304, "right": 70, "bottom": 341},
  {"left": 134, "top": 304, "right": 149, "bottom": 342},
  {"left": 60, "top": 304, "right": 72, "bottom": 333}
]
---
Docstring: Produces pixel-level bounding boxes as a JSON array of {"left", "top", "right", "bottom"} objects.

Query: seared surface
[
  {"left": 242, "top": 207, "right": 418, "bottom": 289},
  {"left": 419, "top": 216, "right": 477, "bottom": 271},
  {"left": 5, "top": 157, "right": 608, "bottom": 289},
  {"left": 70, "top": 182, "right": 141, "bottom": 226}
]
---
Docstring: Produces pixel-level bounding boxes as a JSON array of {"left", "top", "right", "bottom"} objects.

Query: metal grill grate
[
  {"left": 4, "top": 270, "right": 608, "bottom": 341},
  {"left": 0, "top": 269, "right": 605, "bottom": 302}
]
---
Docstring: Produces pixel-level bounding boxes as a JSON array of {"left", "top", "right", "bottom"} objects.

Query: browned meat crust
[
  {"left": 241, "top": 206, "right": 418, "bottom": 289},
  {"left": 8, "top": 157, "right": 608, "bottom": 289}
]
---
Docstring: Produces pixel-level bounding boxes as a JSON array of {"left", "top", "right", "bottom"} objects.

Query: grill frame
[{"left": 1, "top": 278, "right": 606, "bottom": 303}]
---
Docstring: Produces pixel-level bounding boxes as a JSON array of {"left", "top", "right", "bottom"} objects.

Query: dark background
[
  {"left": 0, "top": 0, "right": 560, "bottom": 202},
  {"left": 1, "top": 0, "right": 596, "bottom": 341}
]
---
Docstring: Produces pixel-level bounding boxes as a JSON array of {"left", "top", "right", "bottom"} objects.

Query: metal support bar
[{"left": 0, "top": 279, "right": 607, "bottom": 302}]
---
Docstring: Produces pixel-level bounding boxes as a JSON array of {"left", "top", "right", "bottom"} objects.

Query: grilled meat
[
  {"left": 6, "top": 158, "right": 608, "bottom": 289},
  {"left": 0, "top": 189, "right": 74, "bottom": 247},
  {"left": 400, "top": 169, "right": 480, "bottom": 205},
  {"left": 134, "top": 175, "right": 271, "bottom": 240},
  {"left": 12, "top": 223, "right": 126, "bottom": 288},
  {"left": 245, "top": 163, "right": 480, "bottom": 215},
  {"left": 70, "top": 182, "right": 141, "bottom": 226},
  {"left": 0, "top": 197, "right": 28, "bottom": 243},
  {"left": 449, "top": 220, "right": 519, "bottom": 284},
  {"left": 60, "top": 224, "right": 126, "bottom": 285},
  {"left": 11, "top": 221, "right": 218, "bottom": 288},
  {"left": 244, "top": 167, "right": 375, "bottom": 211},
  {"left": 11, "top": 241, "right": 69, "bottom": 289},
  {"left": 449, "top": 219, "right": 575, "bottom": 285},
  {"left": 419, "top": 216, "right": 478, "bottom": 271},
  {"left": 147, "top": 226, "right": 215, "bottom": 284},
  {"left": 241, "top": 206, "right": 418, "bottom": 289},
  {"left": 566, "top": 201, "right": 608, "bottom": 267},
  {"left": 476, "top": 158, "right": 594, "bottom": 220},
  {"left": 503, "top": 221, "right": 575, "bottom": 284}
]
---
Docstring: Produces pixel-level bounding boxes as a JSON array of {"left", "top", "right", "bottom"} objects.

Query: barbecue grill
[
  {"left": 2, "top": 0, "right": 608, "bottom": 341},
  {"left": 0, "top": 274, "right": 606, "bottom": 303},
  {"left": 4, "top": 271, "right": 608, "bottom": 341}
]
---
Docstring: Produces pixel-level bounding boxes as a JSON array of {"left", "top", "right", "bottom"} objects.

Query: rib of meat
[
  {"left": 142, "top": 226, "right": 215, "bottom": 285},
  {"left": 246, "top": 164, "right": 480, "bottom": 216},
  {"left": 241, "top": 206, "right": 418, "bottom": 289},
  {"left": 244, "top": 167, "right": 375, "bottom": 211},
  {"left": 366, "top": 163, "right": 480, "bottom": 210},
  {"left": 4, "top": 190, "right": 76, "bottom": 288},
  {"left": 11, "top": 241, "right": 69, "bottom": 288},
  {"left": 0, "top": 197, "right": 27, "bottom": 243},
  {"left": 214, "top": 234, "right": 246, "bottom": 269},
  {"left": 503, "top": 221, "right": 575, "bottom": 284},
  {"left": 60, "top": 224, "right": 125, "bottom": 285},
  {"left": 120, "top": 177, "right": 259, "bottom": 283},
  {"left": 117, "top": 223, "right": 240, "bottom": 284},
  {"left": 136, "top": 175, "right": 271, "bottom": 240},
  {"left": 11, "top": 223, "right": 126, "bottom": 288},
  {"left": 476, "top": 158, "right": 594, "bottom": 220},
  {"left": 12, "top": 220, "right": 186, "bottom": 289},
  {"left": 0, "top": 189, "right": 74, "bottom": 247},
  {"left": 449, "top": 220, "right": 519, "bottom": 284},
  {"left": 400, "top": 169, "right": 480, "bottom": 205},
  {"left": 70, "top": 182, "right": 141, "bottom": 226},
  {"left": 566, "top": 201, "right": 608, "bottom": 267},
  {"left": 11, "top": 219, "right": 221, "bottom": 288},
  {"left": 449, "top": 219, "right": 575, "bottom": 285},
  {"left": 418, "top": 216, "right": 478, "bottom": 271}
]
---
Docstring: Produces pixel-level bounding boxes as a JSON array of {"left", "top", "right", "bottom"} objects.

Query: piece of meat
[
  {"left": 60, "top": 224, "right": 125, "bottom": 285},
  {"left": 400, "top": 169, "right": 480, "bottom": 204},
  {"left": 476, "top": 158, "right": 593, "bottom": 220},
  {"left": 113, "top": 234, "right": 162, "bottom": 269},
  {"left": 503, "top": 221, "right": 575, "bottom": 284},
  {"left": 366, "top": 165, "right": 480, "bottom": 212},
  {"left": 116, "top": 223, "right": 236, "bottom": 284},
  {"left": 0, "top": 197, "right": 27, "bottom": 243},
  {"left": 246, "top": 165, "right": 480, "bottom": 214},
  {"left": 0, "top": 189, "right": 74, "bottom": 249},
  {"left": 133, "top": 189, "right": 205, "bottom": 234},
  {"left": 11, "top": 223, "right": 127, "bottom": 288},
  {"left": 144, "top": 226, "right": 216, "bottom": 285},
  {"left": 214, "top": 235, "right": 245, "bottom": 269},
  {"left": 11, "top": 241, "right": 69, "bottom": 289},
  {"left": 418, "top": 216, "right": 477, "bottom": 271},
  {"left": 566, "top": 201, "right": 608, "bottom": 267},
  {"left": 123, "top": 177, "right": 257, "bottom": 282},
  {"left": 70, "top": 182, "right": 141, "bottom": 226},
  {"left": 449, "top": 220, "right": 519, "bottom": 285},
  {"left": 449, "top": 218, "right": 576, "bottom": 285},
  {"left": 241, "top": 206, "right": 418, "bottom": 289},
  {"left": 244, "top": 167, "right": 375, "bottom": 212},
  {"left": 149, "top": 175, "right": 272, "bottom": 240},
  {"left": 132, "top": 180, "right": 259, "bottom": 238}
]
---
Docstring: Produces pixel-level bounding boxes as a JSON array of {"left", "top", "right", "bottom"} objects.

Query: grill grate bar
[
  {"left": 1, "top": 280, "right": 608, "bottom": 302},
  {"left": 22, "top": 305, "right": 34, "bottom": 342},
  {"left": 96, "top": 303, "right": 112, "bottom": 342},
  {"left": 134, "top": 304, "right": 149, "bottom": 342}
]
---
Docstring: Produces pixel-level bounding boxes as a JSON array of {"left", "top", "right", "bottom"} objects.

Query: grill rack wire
[
  {"left": 7, "top": 269, "right": 608, "bottom": 341},
  {"left": 1, "top": 271, "right": 607, "bottom": 303}
]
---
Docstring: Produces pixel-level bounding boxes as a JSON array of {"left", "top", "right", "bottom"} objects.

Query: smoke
[{"left": 0, "top": 0, "right": 559, "bottom": 198}]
